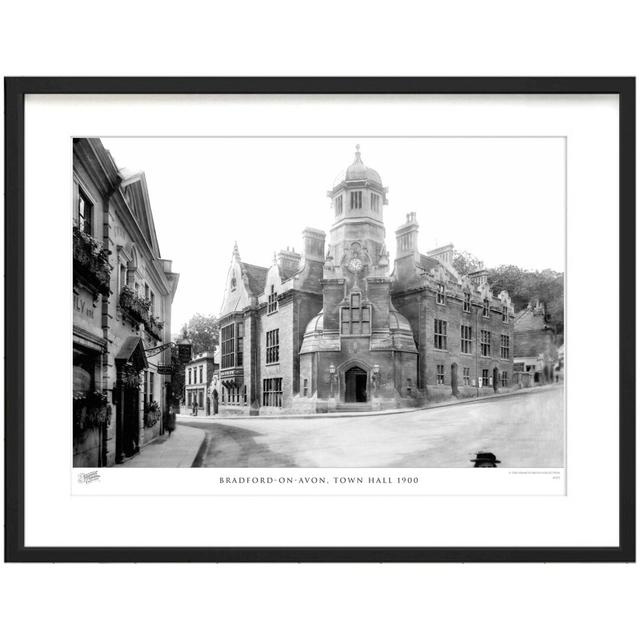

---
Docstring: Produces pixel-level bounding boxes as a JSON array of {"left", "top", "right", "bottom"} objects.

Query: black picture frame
[{"left": 4, "top": 77, "right": 635, "bottom": 563}]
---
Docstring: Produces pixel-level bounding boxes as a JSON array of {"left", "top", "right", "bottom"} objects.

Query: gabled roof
[
  {"left": 240, "top": 262, "right": 268, "bottom": 295},
  {"left": 118, "top": 171, "right": 162, "bottom": 259}
]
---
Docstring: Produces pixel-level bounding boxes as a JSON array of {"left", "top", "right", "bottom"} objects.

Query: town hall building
[{"left": 216, "top": 146, "right": 514, "bottom": 414}]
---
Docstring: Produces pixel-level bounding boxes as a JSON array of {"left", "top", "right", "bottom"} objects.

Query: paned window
[
  {"left": 221, "top": 324, "right": 235, "bottom": 369},
  {"left": 461, "top": 325, "right": 472, "bottom": 354},
  {"left": 268, "top": 285, "right": 278, "bottom": 314},
  {"left": 434, "top": 319, "right": 447, "bottom": 350},
  {"left": 266, "top": 329, "right": 280, "bottom": 364},
  {"left": 340, "top": 293, "right": 371, "bottom": 335},
  {"left": 262, "top": 378, "right": 283, "bottom": 407},
  {"left": 500, "top": 334, "right": 510, "bottom": 359},
  {"left": 481, "top": 330, "right": 491, "bottom": 357},
  {"left": 76, "top": 188, "right": 93, "bottom": 235}
]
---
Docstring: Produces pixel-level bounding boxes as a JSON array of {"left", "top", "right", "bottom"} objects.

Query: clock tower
[
  {"left": 299, "top": 145, "right": 418, "bottom": 411},
  {"left": 325, "top": 145, "right": 390, "bottom": 280}
]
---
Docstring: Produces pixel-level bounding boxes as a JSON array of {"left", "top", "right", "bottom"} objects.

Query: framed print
[{"left": 4, "top": 77, "right": 635, "bottom": 562}]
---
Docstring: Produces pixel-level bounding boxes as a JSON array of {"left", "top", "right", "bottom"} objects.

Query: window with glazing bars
[
  {"left": 481, "top": 330, "right": 491, "bottom": 357},
  {"left": 436, "top": 364, "right": 445, "bottom": 384},
  {"left": 340, "top": 293, "right": 371, "bottom": 335},
  {"left": 461, "top": 325, "right": 472, "bottom": 354},
  {"left": 370, "top": 193, "right": 379, "bottom": 212},
  {"left": 482, "top": 369, "right": 489, "bottom": 386},
  {"left": 221, "top": 324, "right": 235, "bottom": 369},
  {"left": 500, "top": 334, "right": 510, "bottom": 359},
  {"left": 502, "top": 305, "right": 509, "bottom": 322},
  {"left": 436, "top": 283, "right": 446, "bottom": 305},
  {"left": 268, "top": 285, "right": 278, "bottom": 314},
  {"left": 434, "top": 319, "right": 447, "bottom": 350},
  {"left": 463, "top": 367, "right": 471, "bottom": 385},
  {"left": 266, "top": 329, "right": 279, "bottom": 364},
  {"left": 463, "top": 292, "right": 471, "bottom": 313},
  {"left": 350, "top": 191, "right": 362, "bottom": 209},
  {"left": 262, "top": 377, "right": 283, "bottom": 407},
  {"left": 236, "top": 323, "right": 244, "bottom": 367},
  {"left": 483, "top": 298, "right": 490, "bottom": 317},
  {"left": 501, "top": 371, "right": 508, "bottom": 387},
  {"left": 335, "top": 195, "right": 343, "bottom": 215},
  {"left": 76, "top": 188, "right": 93, "bottom": 235}
]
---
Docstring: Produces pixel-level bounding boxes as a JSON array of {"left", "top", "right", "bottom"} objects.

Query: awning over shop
[{"left": 115, "top": 336, "right": 148, "bottom": 371}]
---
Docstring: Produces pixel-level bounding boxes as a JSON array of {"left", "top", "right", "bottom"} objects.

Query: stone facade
[
  {"left": 183, "top": 352, "right": 218, "bottom": 415},
  {"left": 215, "top": 147, "right": 514, "bottom": 414},
  {"left": 73, "top": 138, "right": 179, "bottom": 466},
  {"left": 513, "top": 301, "right": 558, "bottom": 383}
]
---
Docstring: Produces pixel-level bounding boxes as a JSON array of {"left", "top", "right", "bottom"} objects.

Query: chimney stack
[
  {"left": 301, "top": 227, "right": 326, "bottom": 261},
  {"left": 426, "top": 243, "right": 454, "bottom": 265},
  {"left": 395, "top": 212, "right": 419, "bottom": 258}
]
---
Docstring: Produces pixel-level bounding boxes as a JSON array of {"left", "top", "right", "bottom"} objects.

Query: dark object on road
[{"left": 471, "top": 451, "right": 501, "bottom": 467}]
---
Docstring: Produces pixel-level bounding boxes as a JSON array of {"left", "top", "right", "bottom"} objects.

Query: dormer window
[
  {"left": 350, "top": 191, "right": 362, "bottom": 210},
  {"left": 436, "top": 283, "right": 446, "bottom": 305},
  {"left": 335, "top": 195, "right": 343, "bottom": 215},
  {"left": 370, "top": 193, "right": 380, "bottom": 213},
  {"left": 483, "top": 298, "right": 490, "bottom": 318},
  {"left": 268, "top": 284, "right": 278, "bottom": 314},
  {"left": 463, "top": 292, "right": 471, "bottom": 313}
]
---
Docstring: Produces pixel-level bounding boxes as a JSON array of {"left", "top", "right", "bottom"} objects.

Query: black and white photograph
[
  {"left": 7, "top": 77, "right": 632, "bottom": 563},
  {"left": 73, "top": 136, "right": 565, "bottom": 473}
]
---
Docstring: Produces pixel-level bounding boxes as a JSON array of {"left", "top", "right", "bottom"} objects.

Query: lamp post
[
  {"left": 329, "top": 363, "right": 336, "bottom": 398},
  {"left": 372, "top": 363, "right": 380, "bottom": 397}
]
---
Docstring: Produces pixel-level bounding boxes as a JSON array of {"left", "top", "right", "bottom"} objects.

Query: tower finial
[
  {"left": 354, "top": 144, "right": 362, "bottom": 163},
  {"left": 232, "top": 241, "right": 241, "bottom": 259}
]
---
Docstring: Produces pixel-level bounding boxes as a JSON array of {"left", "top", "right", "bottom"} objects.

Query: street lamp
[
  {"left": 329, "top": 363, "right": 336, "bottom": 398},
  {"left": 372, "top": 363, "right": 380, "bottom": 397}
]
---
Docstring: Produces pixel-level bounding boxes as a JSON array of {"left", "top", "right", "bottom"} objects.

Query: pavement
[
  {"left": 181, "top": 385, "right": 565, "bottom": 469},
  {"left": 120, "top": 425, "right": 205, "bottom": 468},
  {"left": 177, "top": 384, "right": 554, "bottom": 422}
]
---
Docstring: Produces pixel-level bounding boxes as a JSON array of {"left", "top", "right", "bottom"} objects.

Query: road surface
[{"left": 182, "top": 386, "right": 564, "bottom": 468}]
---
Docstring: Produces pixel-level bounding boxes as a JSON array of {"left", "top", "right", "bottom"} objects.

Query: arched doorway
[{"left": 345, "top": 366, "right": 368, "bottom": 403}]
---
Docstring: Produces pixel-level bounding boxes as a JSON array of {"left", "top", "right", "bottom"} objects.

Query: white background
[
  {"left": 1, "top": 2, "right": 638, "bottom": 640},
  {"left": 27, "top": 94, "right": 602, "bottom": 547}
]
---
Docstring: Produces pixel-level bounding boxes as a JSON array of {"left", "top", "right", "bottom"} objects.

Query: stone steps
[{"left": 335, "top": 403, "right": 373, "bottom": 412}]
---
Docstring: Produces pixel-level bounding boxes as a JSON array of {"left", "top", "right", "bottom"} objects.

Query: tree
[
  {"left": 486, "top": 265, "right": 564, "bottom": 338},
  {"left": 452, "top": 250, "right": 485, "bottom": 276},
  {"left": 182, "top": 313, "right": 219, "bottom": 355}
]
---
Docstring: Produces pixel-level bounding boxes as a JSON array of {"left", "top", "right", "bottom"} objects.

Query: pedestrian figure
[
  {"left": 212, "top": 388, "right": 219, "bottom": 415},
  {"left": 192, "top": 399, "right": 198, "bottom": 416}
]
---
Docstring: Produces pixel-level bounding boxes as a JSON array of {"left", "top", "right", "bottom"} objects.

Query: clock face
[{"left": 348, "top": 257, "right": 363, "bottom": 273}]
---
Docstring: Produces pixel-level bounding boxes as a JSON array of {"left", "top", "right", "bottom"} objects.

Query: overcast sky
[{"left": 102, "top": 137, "right": 565, "bottom": 331}]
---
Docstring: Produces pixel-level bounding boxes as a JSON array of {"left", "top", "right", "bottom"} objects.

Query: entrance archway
[{"left": 345, "top": 366, "right": 368, "bottom": 403}]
